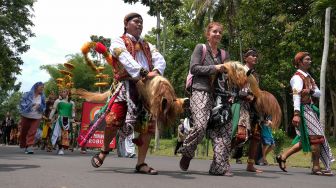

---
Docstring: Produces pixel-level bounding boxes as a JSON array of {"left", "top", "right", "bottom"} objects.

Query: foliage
[
  {"left": 0, "top": 91, "right": 22, "bottom": 123},
  {"left": 0, "top": 0, "right": 36, "bottom": 99},
  {"left": 123, "top": 0, "right": 183, "bottom": 23},
  {"left": 142, "top": 0, "right": 336, "bottom": 134},
  {"left": 273, "top": 129, "right": 287, "bottom": 156},
  {"left": 41, "top": 53, "right": 113, "bottom": 94}
]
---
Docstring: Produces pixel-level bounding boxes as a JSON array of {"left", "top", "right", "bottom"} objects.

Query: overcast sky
[{"left": 17, "top": 0, "right": 157, "bottom": 91}]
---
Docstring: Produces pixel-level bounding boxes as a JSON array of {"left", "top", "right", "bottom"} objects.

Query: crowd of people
[{"left": 1, "top": 12, "right": 334, "bottom": 177}]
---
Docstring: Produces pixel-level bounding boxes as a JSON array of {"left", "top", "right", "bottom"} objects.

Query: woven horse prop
[
  {"left": 221, "top": 61, "right": 282, "bottom": 129},
  {"left": 246, "top": 70, "right": 282, "bottom": 128},
  {"left": 74, "top": 75, "right": 188, "bottom": 146}
]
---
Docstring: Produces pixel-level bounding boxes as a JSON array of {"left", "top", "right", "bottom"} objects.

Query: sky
[{"left": 17, "top": 0, "right": 157, "bottom": 92}]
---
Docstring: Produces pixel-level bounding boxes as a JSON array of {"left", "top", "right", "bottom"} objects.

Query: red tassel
[{"left": 95, "top": 42, "right": 107, "bottom": 54}]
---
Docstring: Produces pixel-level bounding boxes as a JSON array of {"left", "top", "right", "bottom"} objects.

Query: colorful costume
[
  {"left": 291, "top": 69, "right": 334, "bottom": 170},
  {"left": 104, "top": 32, "right": 165, "bottom": 140},
  {"left": 49, "top": 96, "right": 75, "bottom": 152},
  {"left": 231, "top": 64, "right": 261, "bottom": 165},
  {"left": 19, "top": 82, "right": 46, "bottom": 154},
  {"left": 41, "top": 95, "right": 56, "bottom": 151}
]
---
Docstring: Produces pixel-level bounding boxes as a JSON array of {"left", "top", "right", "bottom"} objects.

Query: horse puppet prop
[
  {"left": 246, "top": 69, "right": 282, "bottom": 129},
  {"left": 221, "top": 61, "right": 282, "bottom": 129},
  {"left": 74, "top": 75, "right": 188, "bottom": 147}
]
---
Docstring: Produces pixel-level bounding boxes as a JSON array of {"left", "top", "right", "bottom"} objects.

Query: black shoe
[{"left": 180, "top": 156, "right": 192, "bottom": 171}]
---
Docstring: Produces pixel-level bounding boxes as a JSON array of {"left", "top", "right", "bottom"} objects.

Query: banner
[{"left": 78, "top": 101, "right": 115, "bottom": 148}]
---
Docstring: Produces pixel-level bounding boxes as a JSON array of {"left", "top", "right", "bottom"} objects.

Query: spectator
[
  {"left": 2, "top": 112, "right": 15, "bottom": 145},
  {"left": 10, "top": 126, "right": 19, "bottom": 145},
  {"left": 19, "top": 82, "right": 46, "bottom": 154},
  {"left": 174, "top": 118, "right": 190, "bottom": 155},
  {"left": 260, "top": 116, "right": 275, "bottom": 165}
]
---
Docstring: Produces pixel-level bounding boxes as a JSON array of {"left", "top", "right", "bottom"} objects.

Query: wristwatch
[{"left": 140, "top": 68, "right": 149, "bottom": 78}]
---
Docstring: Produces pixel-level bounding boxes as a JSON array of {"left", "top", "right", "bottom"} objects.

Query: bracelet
[{"left": 139, "top": 68, "right": 149, "bottom": 78}]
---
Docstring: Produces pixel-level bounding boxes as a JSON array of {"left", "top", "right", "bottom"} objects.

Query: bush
[{"left": 273, "top": 129, "right": 286, "bottom": 156}]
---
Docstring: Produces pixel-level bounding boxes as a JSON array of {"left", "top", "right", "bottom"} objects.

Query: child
[
  {"left": 174, "top": 118, "right": 190, "bottom": 155},
  {"left": 260, "top": 115, "right": 275, "bottom": 165},
  {"left": 10, "top": 127, "right": 19, "bottom": 145}
]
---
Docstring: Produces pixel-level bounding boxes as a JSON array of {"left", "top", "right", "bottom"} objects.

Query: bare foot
[{"left": 246, "top": 165, "right": 263, "bottom": 173}]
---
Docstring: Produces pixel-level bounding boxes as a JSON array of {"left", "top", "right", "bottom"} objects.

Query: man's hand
[
  {"left": 292, "top": 115, "right": 300, "bottom": 127},
  {"left": 301, "top": 89, "right": 311, "bottom": 95},
  {"left": 145, "top": 71, "right": 159, "bottom": 79},
  {"left": 246, "top": 95, "right": 254, "bottom": 102}
]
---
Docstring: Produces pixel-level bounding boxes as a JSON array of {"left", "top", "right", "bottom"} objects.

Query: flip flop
[
  {"left": 321, "top": 170, "right": 334, "bottom": 176},
  {"left": 311, "top": 170, "right": 323, "bottom": 176}
]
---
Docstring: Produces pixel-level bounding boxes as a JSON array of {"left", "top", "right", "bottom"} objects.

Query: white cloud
[{"left": 17, "top": 0, "right": 157, "bottom": 91}]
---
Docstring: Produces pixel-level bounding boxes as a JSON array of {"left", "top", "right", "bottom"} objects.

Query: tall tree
[
  {"left": 319, "top": 7, "right": 332, "bottom": 130},
  {"left": 0, "top": 0, "right": 36, "bottom": 100}
]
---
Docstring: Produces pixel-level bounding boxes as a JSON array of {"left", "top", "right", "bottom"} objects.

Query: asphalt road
[{"left": 0, "top": 145, "right": 335, "bottom": 188}]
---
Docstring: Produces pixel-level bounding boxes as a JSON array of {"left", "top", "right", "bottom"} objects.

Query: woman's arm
[{"left": 190, "top": 44, "right": 218, "bottom": 76}]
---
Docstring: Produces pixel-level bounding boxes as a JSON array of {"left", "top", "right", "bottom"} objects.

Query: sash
[
  {"left": 291, "top": 104, "right": 319, "bottom": 153},
  {"left": 230, "top": 102, "right": 241, "bottom": 139}
]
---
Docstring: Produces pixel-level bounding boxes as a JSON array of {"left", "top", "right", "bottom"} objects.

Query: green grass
[{"left": 149, "top": 137, "right": 336, "bottom": 170}]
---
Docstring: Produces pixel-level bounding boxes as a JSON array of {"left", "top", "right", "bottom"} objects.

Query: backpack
[{"left": 185, "top": 44, "right": 226, "bottom": 93}]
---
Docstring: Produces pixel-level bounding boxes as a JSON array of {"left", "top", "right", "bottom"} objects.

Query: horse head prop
[
  {"left": 73, "top": 75, "right": 188, "bottom": 127},
  {"left": 136, "top": 75, "right": 188, "bottom": 127},
  {"left": 246, "top": 69, "right": 282, "bottom": 129},
  {"left": 221, "top": 61, "right": 282, "bottom": 129},
  {"left": 222, "top": 61, "right": 249, "bottom": 88}
]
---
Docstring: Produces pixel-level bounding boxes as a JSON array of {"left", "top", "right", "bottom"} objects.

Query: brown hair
[{"left": 204, "top": 22, "right": 223, "bottom": 38}]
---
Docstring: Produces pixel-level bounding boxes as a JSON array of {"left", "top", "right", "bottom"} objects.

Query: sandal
[
  {"left": 263, "top": 160, "right": 269, "bottom": 166},
  {"left": 276, "top": 155, "right": 287, "bottom": 172},
  {"left": 135, "top": 163, "right": 158, "bottom": 175},
  {"left": 91, "top": 150, "right": 109, "bottom": 168},
  {"left": 321, "top": 169, "right": 334, "bottom": 176},
  {"left": 311, "top": 169, "right": 323, "bottom": 176}
]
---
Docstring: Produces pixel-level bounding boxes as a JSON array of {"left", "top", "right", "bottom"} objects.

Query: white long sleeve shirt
[
  {"left": 110, "top": 33, "right": 166, "bottom": 79},
  {"left": 290, "top": 69, "right": 321, "bottom": 111}
]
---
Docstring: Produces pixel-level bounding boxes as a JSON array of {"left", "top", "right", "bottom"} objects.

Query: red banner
[{"left": 79, "top": 101, "right": 115, "bottom": 148}]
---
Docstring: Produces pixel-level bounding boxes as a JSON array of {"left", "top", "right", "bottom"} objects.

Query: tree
[
  {"left": 319, "top": 7, "right": 332, "bottom": 130},
  {"left": 41, "top": 53, "right": 113, "bottom": 95},
  {"left": 0, "top": 91, "right": 22, "bottom": 123},
  {"left": 0, "top": 0, "right": 36, "bottom": 100}
]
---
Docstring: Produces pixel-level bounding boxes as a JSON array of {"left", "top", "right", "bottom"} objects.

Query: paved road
[{"left": 0, "top": 145, "right": 335, "bottom": 188}]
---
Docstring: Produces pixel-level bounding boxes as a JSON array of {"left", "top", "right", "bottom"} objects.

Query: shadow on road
[
  {"left": 90, "top": 167, "right": 287, "bottom": 179},
  {"left": 0, "top": 164, "right": 40, "bottom": 172},
  {"left": 92, "top": 167, "right": 206, "bottom": 179}
]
